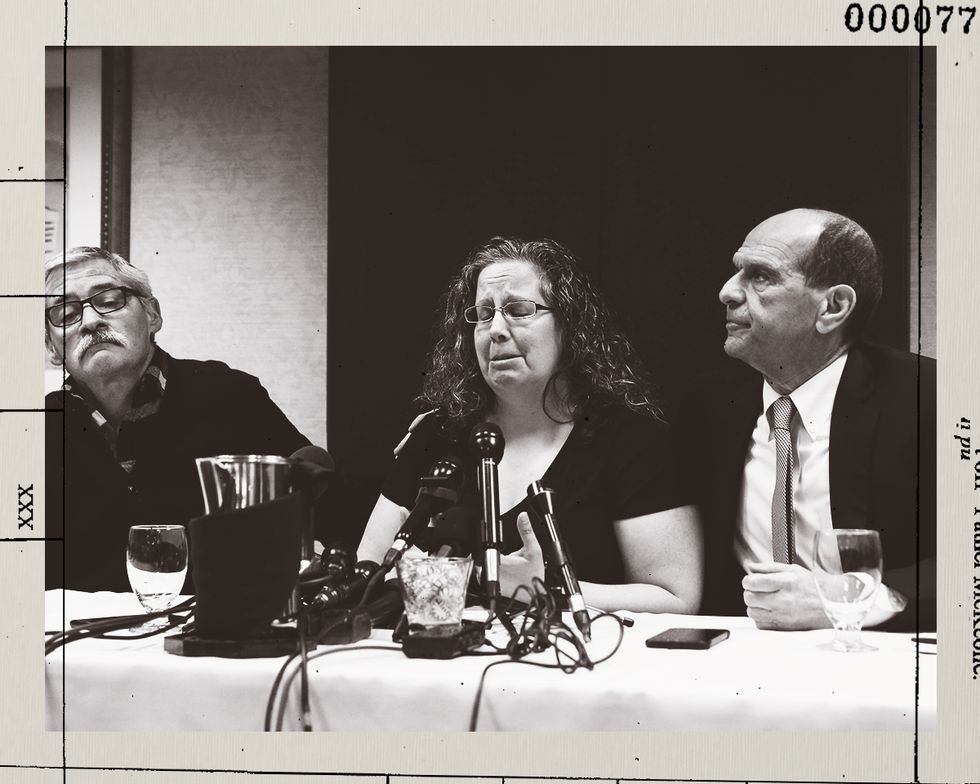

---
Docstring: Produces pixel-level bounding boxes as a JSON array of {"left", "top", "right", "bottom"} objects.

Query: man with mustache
[
  {"left": 680, "top": 209, "right": 935, "bottom": 632},
  {"left": 45, "top": 247, "right": 310, "bottom": 591}
]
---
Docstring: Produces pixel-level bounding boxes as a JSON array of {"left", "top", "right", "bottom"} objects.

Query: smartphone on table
[{"left": 645, "top": 628, "right": 729, "bottom": 650}]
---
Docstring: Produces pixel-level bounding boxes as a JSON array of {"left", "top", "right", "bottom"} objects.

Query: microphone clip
[{"left": 415, "top": 481, "right": 459, "bottom": 505}]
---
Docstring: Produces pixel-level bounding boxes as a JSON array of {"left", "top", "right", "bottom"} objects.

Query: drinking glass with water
[
  {"left": 812, "top": 528, "right": 883, "bottom": 653},
  {"left": 126, "top": 525, "right": 188, "bottom": 632}
]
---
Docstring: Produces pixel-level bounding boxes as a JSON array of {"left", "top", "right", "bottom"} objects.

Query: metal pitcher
[{"left": 195, "top": 454, "right": 294, "bottom": 515}]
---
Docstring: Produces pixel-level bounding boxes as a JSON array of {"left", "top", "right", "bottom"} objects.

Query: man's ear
[
  {"left": 45, "top": 332, "right": 64, "bottom": 367},
  {"left": 144, "top": 296, "right": 163, "bottom": 336},
  {"left": 815, "top": 284, "right": 856, "bottom": 335}
]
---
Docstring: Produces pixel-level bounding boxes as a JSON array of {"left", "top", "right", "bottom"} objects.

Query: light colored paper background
[{"left": 0, "top": 0, "right": 973, "bottom": 781}]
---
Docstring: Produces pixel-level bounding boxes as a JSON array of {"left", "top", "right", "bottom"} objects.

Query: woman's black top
[{"left": 381, "top": 403, "right": 687, "bottom": 585}]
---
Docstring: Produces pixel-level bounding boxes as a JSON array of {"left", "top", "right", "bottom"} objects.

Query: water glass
[
  {"left": 126, "top": 525, "right": 188, "bottom": 632},
  {"left": 396, "top": 556, "right": 473, "bottom": 631},
  {"left": 812, "top": 528, "right": 883, "bottom": 652}
]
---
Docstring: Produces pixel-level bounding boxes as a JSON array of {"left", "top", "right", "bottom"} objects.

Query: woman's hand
[{"left": 498, "top": 512, "right": 546, "bottom": 599}]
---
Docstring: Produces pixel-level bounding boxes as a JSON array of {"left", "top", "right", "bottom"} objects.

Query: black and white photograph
[
  {"left": 40, "top": 43, "right": 937, "bottom": 738},
  {"left": 2, "top": 2, "right": 975, "bottom": 782}
]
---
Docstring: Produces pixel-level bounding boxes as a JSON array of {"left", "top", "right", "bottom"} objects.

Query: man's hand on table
[{"left": 742, "top": 562, "right": 832, "bottom": 631}]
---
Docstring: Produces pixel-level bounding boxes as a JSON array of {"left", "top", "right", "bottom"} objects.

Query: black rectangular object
[
  {"left": 401, "top": 620, "right": 486, "bottom": 659},
  {"left": 164, "top": 627, "right": 298, "bottom": 658},
  {"left": 645, "top": 628, "right": 729, "bottom": 650}
]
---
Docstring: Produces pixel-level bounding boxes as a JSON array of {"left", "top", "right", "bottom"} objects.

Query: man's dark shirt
[{"left": 45, "top": 349, "right": 309, "bottom": 592}]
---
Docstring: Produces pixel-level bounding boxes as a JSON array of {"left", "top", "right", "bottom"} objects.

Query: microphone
[
  {"left": 429, "top": 506, "right": 473, "bottom": 557},
  {"left": 297, "top": 541, "right": 354, "bottom": 598},
  {"left": 363, "top": 580, "right": 406, "bottom": 625},
  {"left": 380, "top": 456, "right": 462, "bottom": 570},
  {"left": 470, "top": 422, "right": 505, "bottom": 601},
  {"left": 290, "top": 445, "right": 335, "bottom": 499},
  {"left": 290, "top": 445, "right": 336, "bottom": 564},
  {"left": 526, "top": 481, "right": 591, "bottom": 641},
  {"left": 312, "top": 559, "right": 380, "bottom": 609}
]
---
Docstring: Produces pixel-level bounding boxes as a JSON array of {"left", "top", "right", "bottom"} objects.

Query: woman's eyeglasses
[
  {"left": 45, "top": 286, "right": 133, "bottom": 328},
  {"left": 463, "top": 300, "right": 552, "bottom": 324}
]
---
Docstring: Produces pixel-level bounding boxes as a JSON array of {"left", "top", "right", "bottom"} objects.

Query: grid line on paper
[
  {"left": 912, "top": 36, "right": 925, "bottom": 784},
  {"left": 0, "top": 768, "right": 908, "bottom": 784},
  {"left": 59, "top": 4, "right": 67, "bottom": 784},
  {"left": 0, "top": 537, "right": 63, "bottom": 542}
]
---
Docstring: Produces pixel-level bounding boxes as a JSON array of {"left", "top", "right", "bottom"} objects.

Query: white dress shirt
[
  {"left": 735, "top": 353, "right": 848, "bottom": 570},
  {"left": 734, "top": 352, "right": 905, "bottom": 614}
]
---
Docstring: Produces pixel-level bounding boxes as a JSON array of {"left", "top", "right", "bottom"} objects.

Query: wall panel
[{"left": 129, "top": 47, "right": 328, "bottom": 445}]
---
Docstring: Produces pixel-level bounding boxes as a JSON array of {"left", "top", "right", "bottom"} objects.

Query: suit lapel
[{"left": 829, "top": 345, "right": 878, "bottom": 529}]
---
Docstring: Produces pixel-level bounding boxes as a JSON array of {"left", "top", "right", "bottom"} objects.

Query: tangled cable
[
  {"left": 47, "top": 578, "right": 624, "bottom": 732},
  {"left": 264, "top": 643, "right": 404, "bottom": 731},
  {"left": 467, "top": 578, "right": 625, "bottom": 731},
  {"left": 263, "top": 595, "right": 394, "bottom": 732},
  {"left": 44, "top": 597, "right": 196, "bottom": 656}
]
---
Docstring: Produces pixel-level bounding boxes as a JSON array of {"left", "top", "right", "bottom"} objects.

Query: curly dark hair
[{"left": 418, "top": 236, "right": 662, "bottom": 430}]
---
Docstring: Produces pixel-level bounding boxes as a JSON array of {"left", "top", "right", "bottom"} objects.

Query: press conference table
[{"left": 44, "top": 590, "right": 935, "bottom": 732}]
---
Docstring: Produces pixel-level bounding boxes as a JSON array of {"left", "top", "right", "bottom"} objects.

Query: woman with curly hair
[{"left": 358, "top": 237, "right": 702, "bottom": 613}]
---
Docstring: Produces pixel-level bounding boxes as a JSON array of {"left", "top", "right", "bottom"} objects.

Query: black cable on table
[
  {"left": 273, "top": 644, "right": 404, "bottom": 732},
  {"left": 351, "top": 566, "right": 387, "bottom": 612},
  {"left": 297, "top": 610, "right": 312, "bottom": 732},
  {"left": 263, "top": 609, "right": 350, "bottom": 732},
  {"left": 466, "top": 584, "right": 626, "bottom": 731},
  {"left": 44, "top": 598, "right": 195, "bottom": 655}
]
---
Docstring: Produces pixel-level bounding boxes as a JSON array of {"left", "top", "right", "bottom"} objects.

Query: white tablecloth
[{"left": 45, "top": 590, "right": 936, "bottom": 732}]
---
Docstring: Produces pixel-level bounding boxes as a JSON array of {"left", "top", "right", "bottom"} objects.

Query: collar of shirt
[
  {"left": 761, "top": 351, "right": 849, "bottom": 441},
  {"left": 63, "top": 346, "right": 170, "bottom": 453},
  {"left": 127, "top": 347, "right": 169, "bottom": 420}
]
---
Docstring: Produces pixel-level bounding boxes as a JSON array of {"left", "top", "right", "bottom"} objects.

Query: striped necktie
[{"left": 768, "top": 396, "right": 797, "bottom": 564}]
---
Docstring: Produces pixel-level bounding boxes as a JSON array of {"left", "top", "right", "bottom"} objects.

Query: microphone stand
[
  {"left": 380, "top": 457, "right": 461, "bottom": 572},
  {"left": 468, "top": 423, "right": 524, "bottom": 645},
  {"left": 470, "top": 423, "right": 505, "bottom": 606},
  {"left": 527, "top": 481, "right": 591, "bottom": 641}
]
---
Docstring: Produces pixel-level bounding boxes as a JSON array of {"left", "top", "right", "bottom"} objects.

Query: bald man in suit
[{"left": 681, "top": 209, "right": 935, "bottom": 633}]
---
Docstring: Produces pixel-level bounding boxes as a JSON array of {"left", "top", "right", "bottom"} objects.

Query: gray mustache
[{"left": 76, "top": 328, "right": 126, "bottom": 356}]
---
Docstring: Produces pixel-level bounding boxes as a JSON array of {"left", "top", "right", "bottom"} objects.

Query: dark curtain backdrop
[{"left": 327, "top": 47, "right": 913, "bottom": 542}]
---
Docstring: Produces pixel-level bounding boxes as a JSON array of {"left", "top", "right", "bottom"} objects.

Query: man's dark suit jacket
[{"left": 679, "top": 341, "right": 936, "bottom": 632}]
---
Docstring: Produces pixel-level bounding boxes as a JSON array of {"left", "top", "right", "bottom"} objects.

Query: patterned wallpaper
[{"left": 129, "top": 47, "right": 328, "bottom": 446}]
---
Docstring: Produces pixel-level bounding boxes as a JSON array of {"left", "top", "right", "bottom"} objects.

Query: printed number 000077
[{"left": 844, "top": 3, "right": 976, "bottom": 33}]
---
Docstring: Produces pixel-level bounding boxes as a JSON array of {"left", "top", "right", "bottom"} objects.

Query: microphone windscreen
[
  {"left": 315, "top": 559, "right": 380, "bottom": 608},
  {"left": 299, "top": 541, "right": 354, "bottom": 583},
  {"left": 290, "top": 445, "right": 336, "bottom": 471},
  {"left": 323, "top": 541, "right": 355, "bottom": 577},
  {"left": 289, "top": 445, "right": 334, "bottom": 501},
  {"left": 469, "top": 422, "right": 505, "bottom": 463},
  {"left": 417, "top": 456, "right": 463, "bottom": 505},
  {"left": 353, "top": 559, "right": 380, "bottom": 580}
]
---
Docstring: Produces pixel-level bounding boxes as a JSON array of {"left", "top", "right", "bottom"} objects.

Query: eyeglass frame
[
  {"left": 463, "top": 300, "right": 553, "bottom": 324},
  {"left": 45, "top": 286, "right": 137, "bottom": 328}
]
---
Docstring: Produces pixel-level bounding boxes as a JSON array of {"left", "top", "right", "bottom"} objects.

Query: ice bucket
[{"left": 195, "top": 454, "right": 294, "bottom": 515}]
